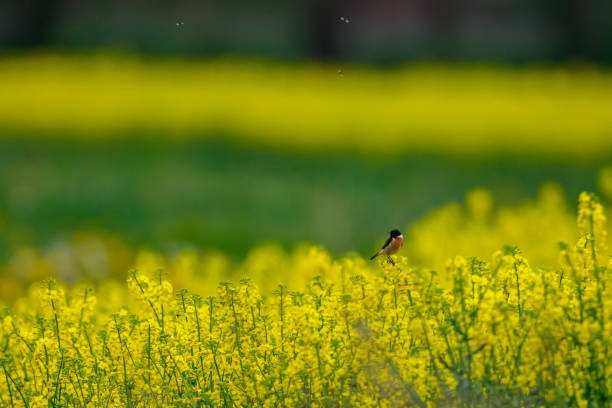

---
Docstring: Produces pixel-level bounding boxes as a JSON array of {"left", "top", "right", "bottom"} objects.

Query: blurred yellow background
[
  {"left": 0, "top": 54, "right": 611, "bottom": 301},
  {"left": 2, "top": 54, "right": 612, "bottom": 156}
]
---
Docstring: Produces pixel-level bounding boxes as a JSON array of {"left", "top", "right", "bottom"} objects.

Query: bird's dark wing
[
  {"left": 371, "top": 235, "right": 393, "bottom": 260},
  {"left": 380, "top": 235, "right": 392, "bottom": 250}
]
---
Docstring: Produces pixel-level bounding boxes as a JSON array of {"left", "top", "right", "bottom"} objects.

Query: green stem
[{"left": 113, "top": 316, "right": 133, "bottom": 408}]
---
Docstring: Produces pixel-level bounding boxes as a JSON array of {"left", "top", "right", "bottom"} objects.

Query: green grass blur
[{"left": 0, "top": 138, "right": 607, "bottom": 260}]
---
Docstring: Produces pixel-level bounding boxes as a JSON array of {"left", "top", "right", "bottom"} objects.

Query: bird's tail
[{"left": 370, "top": 251, "right": 380, "bottom": 260}]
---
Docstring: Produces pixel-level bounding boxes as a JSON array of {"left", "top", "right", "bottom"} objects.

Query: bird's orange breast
[{"left": 384, "top": 236, "right": 403, "bottom": 255}]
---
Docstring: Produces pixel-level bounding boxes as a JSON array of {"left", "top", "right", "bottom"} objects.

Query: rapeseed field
[
  {"left": 2, "top": 54, "right": 612, "bottom": 156},
  {"left": 0, "top": 192, "right": 609, "bottom": 406},
  {"left": 1, "top": 54, "right": 611, "bottom": 407}
]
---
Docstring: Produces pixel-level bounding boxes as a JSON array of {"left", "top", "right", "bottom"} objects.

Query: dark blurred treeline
[{"left": 1, "top": 0, "right": 611, "bottom": 63}]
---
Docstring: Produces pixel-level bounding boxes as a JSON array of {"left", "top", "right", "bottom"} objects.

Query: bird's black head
[{"left": 389, "top": 229, "right": 402, "bottom": 237}]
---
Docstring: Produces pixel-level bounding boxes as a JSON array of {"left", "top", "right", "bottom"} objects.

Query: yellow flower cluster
[
  {"left": 2, "top": 54, "right": 612, "bottom": 157},
  {"left": 0, "top": 193, "right": 609, "bottom": 406},
  {"left": 406, "top": 184, "right": 581, "bottom": 272}
]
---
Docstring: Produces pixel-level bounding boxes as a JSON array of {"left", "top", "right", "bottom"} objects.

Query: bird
[{"left": 370, "top": 229, "right": 403, "bottom": 264}]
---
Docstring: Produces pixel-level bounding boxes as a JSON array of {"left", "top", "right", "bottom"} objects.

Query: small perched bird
[{"left": 370, "top": 229, "right": 403, "bottom": 264}]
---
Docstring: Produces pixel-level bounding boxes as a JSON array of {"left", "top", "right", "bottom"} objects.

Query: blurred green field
[{"left": 0, "top": 138, "right": 609, "bottom": 260}]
